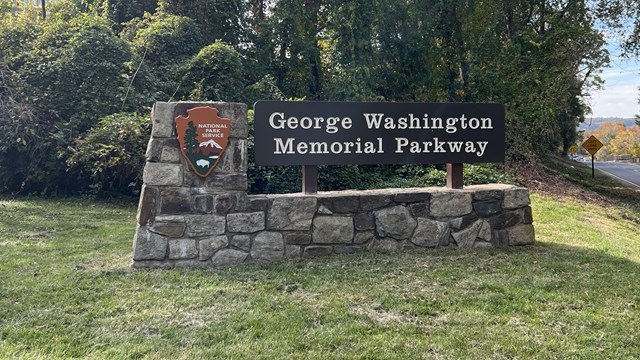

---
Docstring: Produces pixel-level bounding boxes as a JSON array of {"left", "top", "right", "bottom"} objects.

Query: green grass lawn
[{"left": 1, "top": 192, "right": 639, "bottom": 359}]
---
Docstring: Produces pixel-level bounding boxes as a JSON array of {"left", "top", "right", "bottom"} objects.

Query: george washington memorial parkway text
[{"left": 253, "top": 101, "right": 505, "bottom": 166}]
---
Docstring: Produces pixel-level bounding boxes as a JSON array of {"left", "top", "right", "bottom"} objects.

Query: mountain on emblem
[
  {"left": 200, "top": 139, "right": 223, "bottom": 149},
  {"left": 175, "top": 107, "right": 231, "bottom": 177}
]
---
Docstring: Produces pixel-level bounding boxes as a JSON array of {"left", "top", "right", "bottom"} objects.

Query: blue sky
[{"left": 587, "top": 42, "right": 640, "bottom": 118}]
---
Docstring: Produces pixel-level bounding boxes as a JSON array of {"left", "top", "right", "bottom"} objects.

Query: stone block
[
  {"left": 354, "top": 231, "right": 375, "bottom": 244},
  {"left": 329, "top": 196, "right": 360, "bottom": 213},
  {"left": 214, "top": 194, "right": 237, "bottom": 215},
  {"left": 473, "top": 200, "right": 502, "bottom": 217},
  {"left": 503, "top": 188, "right": 530, "bottom": 209},
  {"left": 205, "top": 173, "right": 247, "bottom": 191},
  {"left": 231, "top": 235, "right": 251, "bottom": 251},
  {"left": 354, "top": 212, "right": 375, "bottom": 230},
  {"left": 151, "top": 102, "right": 175, "bottom": 138},
  {"left": 267, "top": 197, "right": 317, "bottom": 230},
  {"left": 218, "top": 142, "right": 235, "bottom": 173},
  {"left": 233, "top": 140, "right": 248, "bottom": 172},
  {"left": 374, "top": 206, "right": 417, "bottom": 240},
  {"left": 160, "top": 188, "right": 191, "bottom": 215},
  {"left": 317, "top": 205, "right": 333, "bottom": 215},
  {"left": 285, "top": 245, "right": 302, "bottom": 259},
  {"left": 199, "top": 235, "right": 229, "bottom": 260},
  {"left": 185, "top": 215, "right": 226, "bottom": 237},
  {"left": 394, "top": 192, "right": 430, "bottom": 203},
  {"left": 193, "top": 195, "right": 214, "bottom": 214},
  {"left": 218, "top": 140, "right": 248, "bottom": 173},
  {"left": 161, "top": 146, "right": 181, "bottom": 163},
  {"left": 478, "top": 220, "right": 492, "bottom": 242},
  {"left": 227, "top": 212, "right": 265, "bottom": 233},
  {"left": 488, "top": 211, "right": 522, "bottom": 230},
  {"left": 133, "top": 227, "right": 167, "bottom": 260},
  {"left": 150, "top": 220, "right": 186, "bottom": 238},
  {"left": 312, "top": 216, "right": 354, "bottom": 244},
  {"left": 211, "top": 249, "right": 248, "bottom": 267},
  {"left": 146, "top": 138, "right": 180, "bottom": 162},
  {"left": 182, "top": 170, "right": 206, "bottom": 188},
  {"left": 251, "top": 232, "right": 284, "bottom": 261},
  {"left": 492, "top": 229, "right": 509, "bottom": 247},
  {"left": 430, "top": 191, "right": 473, "bottom": 218},
  {"left": 465, "top": 184, "right": 511, "bottom": 200},
  {"left": 169, "top": 239, "right": 197, "bottom": 259},
  {"left": 408, "top": 203, "right": 429, "bottom": 218},
  {"left": 471, "top": 190, "right": 504, "bottom": 201},
  {"left": 303, "top": 246, "right": 333, "bottom": 258},
  {"left": 136, "top": 185, "right": 157, "bottom": 226},
  {"left": 507, "top": 224, "right": 535, "bottom": 245},
  {"left": 246, "top": 197, "right": 268, "bottom": 212},
  {"left": 143, "top": 162, "right": 183, "bottom": 186},
  {"left": 452, "top": 220, "right": 483, "bottom": 248},
  {"left": 154, "top": 215, "right": 186, "bottom": 222},
  {"left": 360, "top": 195, "right": 393, "bottom": 211},
  {"left": 449, "top": 213, "right": 479, "bottom": 230},
  {"left": 411, "top": 218, "right": 450, "bottom": 248},
  {"left": 522, "top": 206, "right": 533, "bottom": 224},
  {"left": 285, "top": 233, "right": 312, "bottom": 245}
]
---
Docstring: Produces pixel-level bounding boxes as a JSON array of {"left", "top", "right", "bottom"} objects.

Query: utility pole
[{"left": 41, "top": 0, "right": 46, "bottom": 20}]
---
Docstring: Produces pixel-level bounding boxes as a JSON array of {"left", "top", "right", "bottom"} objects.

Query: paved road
[{"left": 594, "top": 161, "right": 640, "bottom": 188}]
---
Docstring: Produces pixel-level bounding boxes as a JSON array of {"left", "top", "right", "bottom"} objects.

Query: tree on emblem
[{"left": 184, "top": 121, "right": 199, "bottom": 156}]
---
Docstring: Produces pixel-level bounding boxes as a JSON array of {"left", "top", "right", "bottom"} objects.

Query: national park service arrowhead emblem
[{"left": 175, "top": 107, "right": 231, "bottom": 177}]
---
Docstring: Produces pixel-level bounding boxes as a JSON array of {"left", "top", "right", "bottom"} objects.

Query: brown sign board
[
  {"left": 176, "top": 106, "right": 231, "bottom": 177},
  {"left": 582, "top": 135, "right": 603, "bottom": 156},
  {"left": 253, "top": 101, "right": 505, "bottom": 166}
]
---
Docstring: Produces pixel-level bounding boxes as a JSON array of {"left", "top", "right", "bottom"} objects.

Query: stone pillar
[{"left": 133, "top": 101, "right": 248, "bottom": 267}]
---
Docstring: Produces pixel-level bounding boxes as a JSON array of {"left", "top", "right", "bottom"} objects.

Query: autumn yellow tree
[{"left": 609, "top": 126, "right": 640, "bottom": 158}]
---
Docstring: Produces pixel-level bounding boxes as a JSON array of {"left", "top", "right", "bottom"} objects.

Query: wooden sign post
[
  {"left": 302, "top": 165, "right": 318, "bottom": 194},
  {"left": 446, "top": 163, "right": 464, "bottom": 189}
]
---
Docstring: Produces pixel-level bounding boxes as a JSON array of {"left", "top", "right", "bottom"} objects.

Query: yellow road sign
[
  {"left": 582, "top": 135, "right": 603, "bottom": 156},
  {"left": 568, "top": 145, "right": 578, "bottom": 154}
]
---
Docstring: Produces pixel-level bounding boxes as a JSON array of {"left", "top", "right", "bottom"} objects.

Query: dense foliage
[{"left": 1, "top": 0, "right": 639, "bottom": 195}]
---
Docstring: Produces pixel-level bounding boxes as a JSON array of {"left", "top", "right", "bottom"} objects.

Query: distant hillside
[{"left": 578, "top": 117, "right": 636, "bottom": 131}]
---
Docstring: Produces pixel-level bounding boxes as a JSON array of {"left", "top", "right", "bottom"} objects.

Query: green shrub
[
  {"left": 0, "top": 9, "right": 134, "bottom": 194},
  {"left": 128, "top": 12, "right": 204, "bottom": 100},
  {"left": 463, "top": 164, "right": 513, "bottom": 185},
  {"left": 184, "top": 41, "right": 245, "bottom": 102},
  {"left": 66, "top": 113, "right": 151, "bottom": 195}
]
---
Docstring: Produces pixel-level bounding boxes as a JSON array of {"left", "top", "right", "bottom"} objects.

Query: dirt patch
[
  {"left": 16, "top": 231, "right": 50, "bottom": 239},
  {"left": 350, "top": 303, "right": 422, "bottom": 327},
  {"left": 510, "top": 160, "right": 616, "bottom": 207}
]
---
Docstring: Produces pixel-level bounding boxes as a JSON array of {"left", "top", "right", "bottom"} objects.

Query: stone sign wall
[{"left": 133, "top": 101, "right": 535, "bottom": 268}]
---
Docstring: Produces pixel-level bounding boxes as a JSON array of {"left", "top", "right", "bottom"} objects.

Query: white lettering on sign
[
  {"left": 268, "top": 112, "right": 352, "bottom": 134},
  {"left": 395, "top": 138, "right": 488, "bottom": 156},
  {"left": 274, "top": 138, "right": 384, "bottom": 155},
  {"left": 363, "top": 113, "right": 493, "bottom": 133}
]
